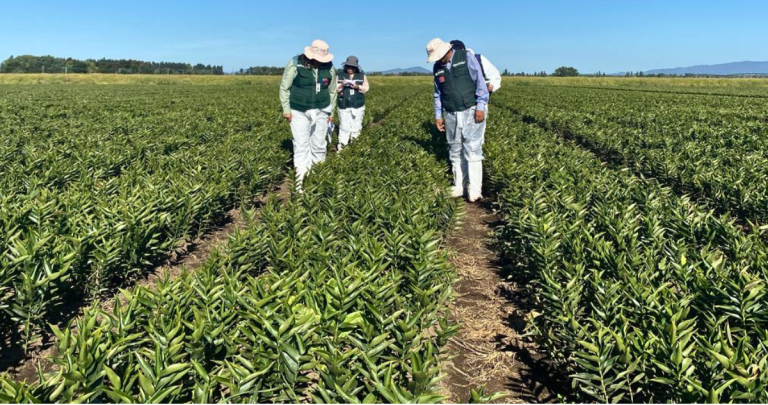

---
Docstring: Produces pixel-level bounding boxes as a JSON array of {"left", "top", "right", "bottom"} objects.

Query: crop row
[
  {"left": 508, "top": 77, "right": 768, "bottom": 98},
  {"left": 0, "top": 86, "right": 256, "bottom": 193},
  {"left": 495, "top": 85, "right": 768, "bottom": 225},
  {"left": 0, "top": 83, "right": 417, "bottom": 196},
  {"left": 0, "top": 82, "right": 417, "bottom": 358},
  {"left": 0, "top": 90, "right": 463, "bottom": 403},
  {"left": 484, "top": 103, "right": 768, "bottom": 402},
  {"left": 0, "top": 86, "right": 293, "bottom": 356}
]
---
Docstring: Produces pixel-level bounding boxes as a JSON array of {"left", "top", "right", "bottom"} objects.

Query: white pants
[
  {"left": 445, "top": 106, "right": 486, "bottom": 198},
  {"left": 445, "top": 106, "right": 486, "bottom": 165},
  {"left": 290, "top": 108, "right": 329, "bottom": 186},
  {"left": 338, "top": 106, "right": 365, "bottom": 148}
]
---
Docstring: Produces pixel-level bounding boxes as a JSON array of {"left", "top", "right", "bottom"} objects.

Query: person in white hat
[
  {"left": 279, "top": 39, "right": 337, "bottom": 191},
  {"left": 426, "top": 37, "right": 489, "bottom": 202},
  {"left": 336, "top": 55, "right": 370, "bottom": 152}
]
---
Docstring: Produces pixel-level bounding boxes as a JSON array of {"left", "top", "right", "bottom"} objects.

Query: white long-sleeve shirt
[{"left": 466, "top": 48, "right": 501, "bottom": 92}]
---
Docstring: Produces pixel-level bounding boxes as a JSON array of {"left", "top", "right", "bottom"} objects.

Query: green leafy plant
[{"left": 485, "top": 97, "right": 768, "bottom": 403}]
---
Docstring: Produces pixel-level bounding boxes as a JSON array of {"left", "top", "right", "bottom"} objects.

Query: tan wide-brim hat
[
  {"left": 426, "top": 37, "right": 452, "bottom": 63},
  {"left": 304, "top": 39, "right": 334, "bottom": 63}
]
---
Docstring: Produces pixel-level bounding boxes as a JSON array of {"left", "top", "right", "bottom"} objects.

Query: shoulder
[
  {"left": 466, "top": 53, "right": 483, "bottom": 68},
  {"left": 285, "top": 56, "right": 301, "bottom": 73}
]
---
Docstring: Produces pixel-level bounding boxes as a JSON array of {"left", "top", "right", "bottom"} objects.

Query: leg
[
  {"left": 290, "top": 109, "right": 312, "bottom": 191},
  {"left": 444, "top": 111, "right": 465, "bottom": 197},
  {"left": 350, "top": 106, "right": 365, "bottom": 141},
  {"left": 338, "top": 108, "right": 352, "bottom": 150},
  {"left": 463, "top": 106, "right": 486, "bottom": 202},
  {"left": 308, "top": 109, "right": 329, "bottom": 166}
]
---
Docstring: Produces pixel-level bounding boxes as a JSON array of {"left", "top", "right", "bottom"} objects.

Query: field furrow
[
  {"left": 4, "top": 76, "right": 768, "bottom": 403},
  {"left": 493, "top": 85, "right": 768, "bottom": 226},
  {"left": 0, "top": 86, "right": 469, "bottom": 403},
  {"left": 484, "top": 102, "right": 768, "bottom": 403}
]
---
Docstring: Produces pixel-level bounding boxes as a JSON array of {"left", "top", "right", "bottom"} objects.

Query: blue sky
[{"left": 1, "top": 0, "right": 765, "bottom": 73}]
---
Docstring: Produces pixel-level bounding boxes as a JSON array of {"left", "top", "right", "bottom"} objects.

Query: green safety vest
[
  {"left": 433, "top": 50, "right": 477, "bottom": 113},
  {"left": 338, "top": 72, "right": 366, "bottom": 109},
  {"left": 290, "top": 57, "right": 334, "bottom": 112}
]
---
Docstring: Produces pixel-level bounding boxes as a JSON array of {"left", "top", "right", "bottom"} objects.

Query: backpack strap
[{"left": 475, "top": 54, "right": 487, "bottom": 80}]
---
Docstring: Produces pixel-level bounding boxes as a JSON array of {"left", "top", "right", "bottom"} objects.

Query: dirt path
[
  {"left": 440, "top": 200, "right": 562, "bottom": 403},
  {"left": 3, "top": 180, "right": 293, "bottom": 383}
]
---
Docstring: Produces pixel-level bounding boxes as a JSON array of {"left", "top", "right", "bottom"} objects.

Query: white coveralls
[
  {"left": 434, "top": 49, "right": 490, "bottom": 202},
  {"left": 336, "top": 74, "right": 370, "bottom": 151},
  {"left": 279, "top": 55, "right": 337, "bottom": 191},
  {"left": 290, "top": 108, "right": 330, "bottom": 188},
  {"left": 338, "top": 107, "right": 365, "bottom": 150},
  {"left": 445, "top": 106, "right": 486, "bottom": 200}
]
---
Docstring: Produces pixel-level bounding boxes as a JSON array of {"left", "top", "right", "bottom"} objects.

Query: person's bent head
[
  {"left": 302, "top": 39, "right": 334, "bottom": 67},
  {"left": 425, "top": 38, "right": 453, "bottom": 64}
]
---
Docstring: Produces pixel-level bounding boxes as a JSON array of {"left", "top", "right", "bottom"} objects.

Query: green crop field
[{"left": 2, "top": 75, "right": 768, "bottom": 403}]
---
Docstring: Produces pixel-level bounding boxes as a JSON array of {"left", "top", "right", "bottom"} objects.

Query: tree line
[
  {"left": 8, "top": 56, "right": 746, "bottom": 78},
  {"left": 234, "top": 67, "right": 435, "bottom": 76},
  {"left": 0, "top": 55, "right": 225, "bottom": 74},
  {"left": 1, "top": 56, "right": 584, "bottom": 77},
  {"left": 234, "top": 66, "right": 285, "bottom": 75},
  {"left": 500, "top": 66, "right": 581, "bottom": 77}
]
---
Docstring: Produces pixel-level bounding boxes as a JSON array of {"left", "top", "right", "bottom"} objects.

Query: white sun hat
[
  {"left": 425, "top": 37, "right": 452, "bottom": 63},
  {"left": 304, "top": 39, "right": 334, "bottom": 63}
]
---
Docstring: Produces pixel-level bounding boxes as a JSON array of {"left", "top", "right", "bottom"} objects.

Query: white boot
[
  {"left": 337, "top": 143, "right": 344, "bottom": 152},
  {"left": 468, "top": 161, "right": 483, "bottom": 202},
  {"left": 451, "top": 162, "right": 464, "bottom": 197},
  {"left": 295, "top": 166, "right": 308, "bottom": 194}
]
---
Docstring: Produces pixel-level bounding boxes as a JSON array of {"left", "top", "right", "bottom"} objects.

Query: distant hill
[
  {"left": 379, "top": 66, "right": 431, "bottom": 75},
  {"left": 644, "top": 61, "right": 768, "bottom": 76}
]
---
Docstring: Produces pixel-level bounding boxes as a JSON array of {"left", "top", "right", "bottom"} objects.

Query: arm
[
  {"left": 433, "top": 79, "right": 443, "bottom": 120},
  {"left": 481, "top": 55, "right": 502, "bottom": 91},
  {"left": 359, "top": 74, "right": 370, "bottom": 93},
  {"left": 466, "top": 55, "right": 489, "bottom": 111},
  {"left": 434, "top": 79, "right": 445, "bottom": 131},
  {"left": 279, "top": 58, "right": 297, "bottom": 114},
  {"left": 328, "top": 68, "right": 338, "bottom": 118}
]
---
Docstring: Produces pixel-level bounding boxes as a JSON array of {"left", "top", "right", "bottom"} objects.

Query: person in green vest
[
  {"left": 279, "top": 39, "right": 338, "bottom": 192},
  {"left": 336, "top": 55, "right": 370, "bottom": 152},
  {"left": 426, "top": 37, "right": 489, "bottom": 202}
]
